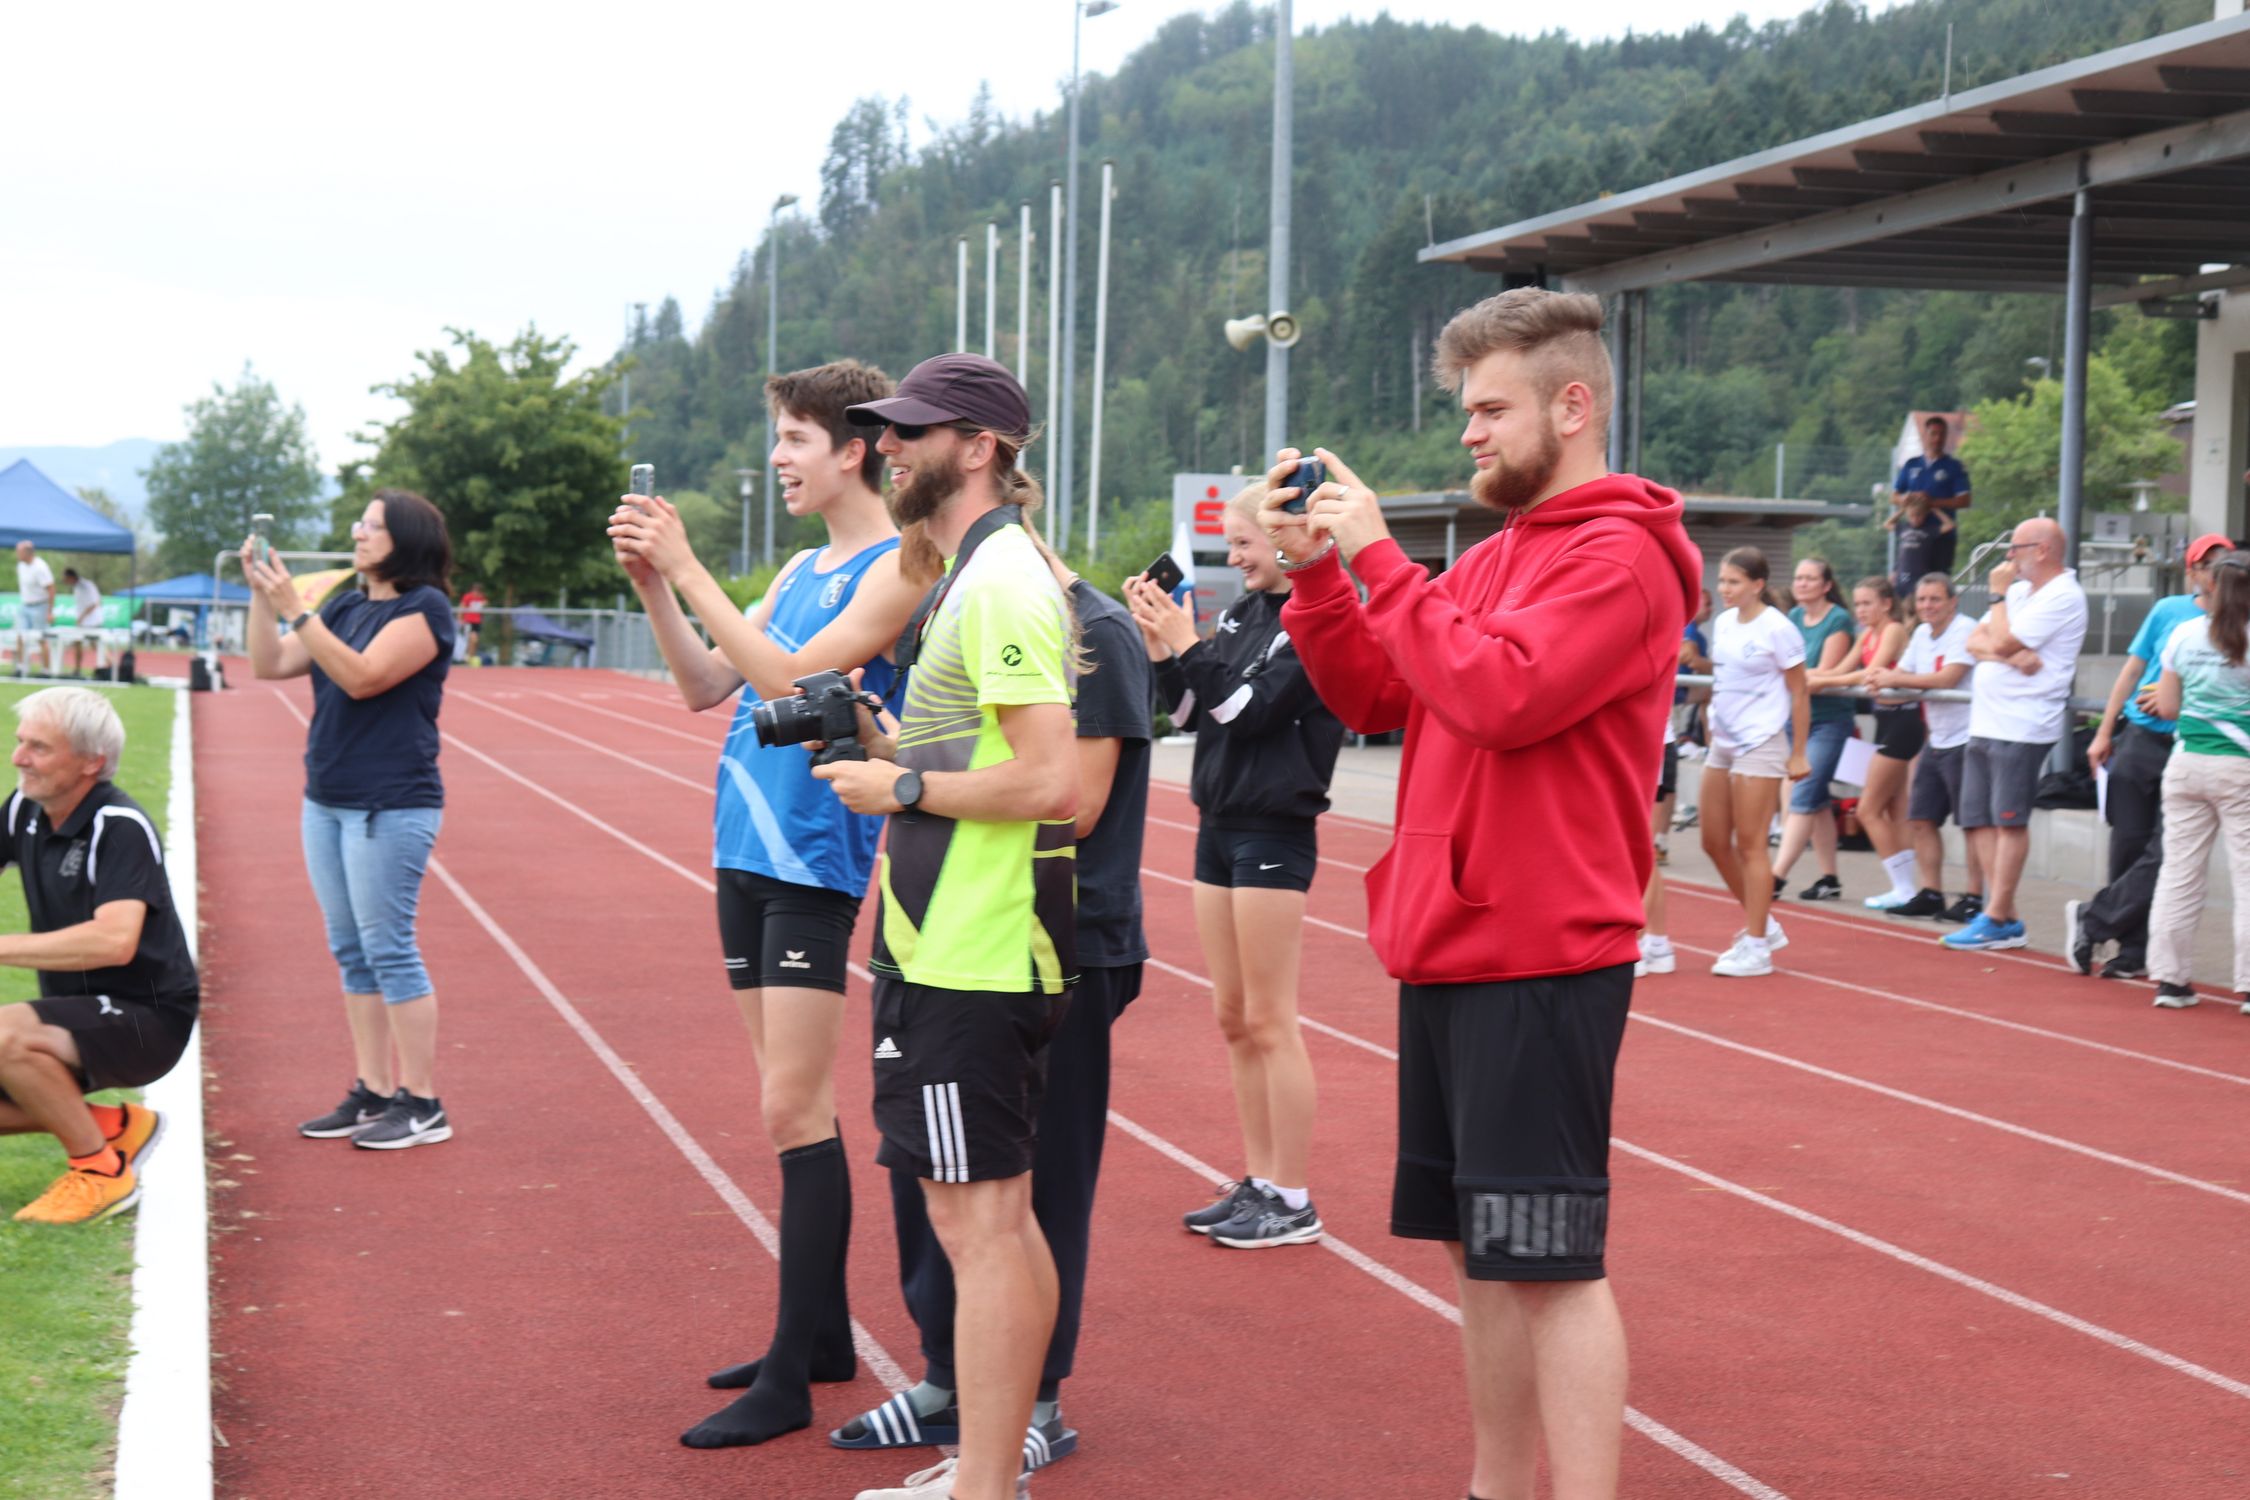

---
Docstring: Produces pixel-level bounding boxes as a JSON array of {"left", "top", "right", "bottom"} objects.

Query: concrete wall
[{"left": 2189, "top": 288, "right": 2250, "bottom": 540}]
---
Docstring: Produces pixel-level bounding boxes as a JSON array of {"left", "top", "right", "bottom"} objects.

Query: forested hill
[{"left": 616, "top": 0, "right": 2211, "bottom": 560}]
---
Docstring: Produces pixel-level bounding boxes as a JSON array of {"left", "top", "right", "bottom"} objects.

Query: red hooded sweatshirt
[{"left": 1282, "top": 474, "right": 1701, "bottom": 985}]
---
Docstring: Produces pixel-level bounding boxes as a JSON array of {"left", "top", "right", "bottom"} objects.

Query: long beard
[
  {"left": 890, "top": 446, "right": 966, "bottom": 528},
  {"left": 1470, "top": 419, "right": 1563, "bottom": 513}
]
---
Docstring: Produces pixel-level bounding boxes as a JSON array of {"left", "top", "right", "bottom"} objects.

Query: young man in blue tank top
[{"left": 610, "top": 360, "right": 931, "bottom": 1450}]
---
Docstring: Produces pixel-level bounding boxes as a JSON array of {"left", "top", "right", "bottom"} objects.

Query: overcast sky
[{"left": 4, "top": 0, "right": 1896, "bottom": 469}]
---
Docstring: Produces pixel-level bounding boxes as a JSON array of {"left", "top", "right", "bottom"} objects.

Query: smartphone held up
[
  {"left": 1281, "top": 457, "right": 1325, "bottom": 515},
  {"left": 250, "top": 512, "right": 274, "bottom": 565},
  {"left": 628, "top": 464, "right": 656, "bottom": 514}
]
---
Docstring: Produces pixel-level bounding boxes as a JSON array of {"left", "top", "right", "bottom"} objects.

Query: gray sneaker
[
  {"left": 1210, "top": 1185, "right": 1322, "bottom": 1249},
  {"left": 1182, "top": 1179, "right": 1257, "bottom": 1236},
  {"left": 299, "top": 1081, "right": 392, "bottom": 1139},
  {"left": 351, "top": 1091, "right": 453, "bottom": 1149}
]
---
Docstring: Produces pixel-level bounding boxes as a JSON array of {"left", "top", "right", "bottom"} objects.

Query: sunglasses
[{"left": 886, "top": 419, "right": 986, "bottom": 442}]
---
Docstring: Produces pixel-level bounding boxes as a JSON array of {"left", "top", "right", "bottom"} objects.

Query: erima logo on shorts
[
  {"left": 874, "top": 1036, "right": 902, "bottom": 1060},
  {"left": 779, "top": 950, "right": 811, "bottom": 969},
  {"left": 999, "top": 643, "right": 1023, "bottom": 666}
]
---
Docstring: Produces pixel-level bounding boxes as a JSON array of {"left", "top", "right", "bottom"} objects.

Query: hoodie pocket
[{"left": 1367, "top": 829, "right": 1494, "bottom": 968}]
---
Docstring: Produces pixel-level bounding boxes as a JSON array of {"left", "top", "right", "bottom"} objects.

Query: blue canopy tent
[
  {"left": 0, "top": 459, "right": 137, "bottom": 554},
  {"left": 115, "top": 573, "right": 252, "bottom": 647}
]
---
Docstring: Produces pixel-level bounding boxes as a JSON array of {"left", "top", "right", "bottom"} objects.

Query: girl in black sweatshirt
[{"left": 1124, "top": 486, "right": 1343, "bottom": 1250}]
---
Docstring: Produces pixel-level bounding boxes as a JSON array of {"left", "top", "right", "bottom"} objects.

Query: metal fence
[{"left": 471, "top": 607, "right": 701, "bottom": 675}]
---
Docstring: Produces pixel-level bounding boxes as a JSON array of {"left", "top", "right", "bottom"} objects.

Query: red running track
[{"left": 192, "top": 668, "right": 2250, "bottom": 1498}]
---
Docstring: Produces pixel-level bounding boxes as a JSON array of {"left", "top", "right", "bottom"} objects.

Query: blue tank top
[{"left": 714, "top": 539, "right": 904, "bottom": 894}]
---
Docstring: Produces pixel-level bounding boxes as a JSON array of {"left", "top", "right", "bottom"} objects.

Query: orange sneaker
[
  {"left": 108, "top": 1103, "right": 165, "bottom": 1172},
  {"left": 12, "top": 1163, "right": 141, "bottom": 1224}
]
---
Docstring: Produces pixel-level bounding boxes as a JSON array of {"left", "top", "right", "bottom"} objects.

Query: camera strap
[{"left": 891, "top": 503, "right": 1025, "bottom": 687}]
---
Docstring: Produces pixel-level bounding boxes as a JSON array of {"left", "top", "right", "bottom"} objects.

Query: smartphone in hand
[
  {"left": 1283, "top": 457, "right": 1326, "bottom": 515},
  {"left": 628, "top": 464, "right": 655, "bottom": 514},
  {"left": 250, "top": 512, "right": 274, "bottom": 565},
  {"left": 1143, "top": 551, "right": 1185, "bottom": 595}
]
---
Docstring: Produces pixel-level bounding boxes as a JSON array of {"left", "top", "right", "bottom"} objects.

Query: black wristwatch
[
  {"left": 894, "top": 768, "right": 924, "bottom": 812},
  {"left": 287, "top": 611, "right": 312, "bottom": 632}
]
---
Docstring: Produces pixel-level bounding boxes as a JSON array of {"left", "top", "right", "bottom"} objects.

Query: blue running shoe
[{"left": 1940, "top": 913, "right": 2026, "bottom": 951}]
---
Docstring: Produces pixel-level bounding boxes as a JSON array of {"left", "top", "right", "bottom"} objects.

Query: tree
[
  {"left": 69, "top": 488, "right": 158, "bottom": 592},
  {"left": 1956, "top": 356, "right": 2183, "bottom": 552},
  {"left": 143, "top": 365, "right": 324, "bottom": 575},
  {"left": 345, "top": 328, "right": 626, "bottom": 606}
]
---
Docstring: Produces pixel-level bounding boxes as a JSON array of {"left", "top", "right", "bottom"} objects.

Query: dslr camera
[{"left": 751, "top": 670, "right": 883, "bottom": 767}]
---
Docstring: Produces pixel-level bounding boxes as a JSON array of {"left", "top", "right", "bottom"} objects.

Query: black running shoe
[
  {"left": 2153, "top": 983, "right": 2200, "bottom": 1011},
  {"left": 1182, "top": 1179, "right": 1257, "bottom": 1235},
  {"left": 1798, "top": 874, "right": 1844, "bottom": 901},
  {"left": 1939, "top": 893, "right": 1984, "bottom": 924},
  {"left": 2100, "top": 955, "right": 2148, "bottom": 980},
  {"left": 1886, "top": 887, "right": 1946, "bottom": 919},
  {"left": 1210, "top": 1186, "right": 1322, "bottom": 1249},
  {"left": 351, "top": 1091, "right": 452, "bottom": 1149},
  {"left": 299, "top": 1081, "right": 393, "bottom": 1139}
]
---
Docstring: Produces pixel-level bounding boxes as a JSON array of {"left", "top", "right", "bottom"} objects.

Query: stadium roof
[{"left": 1421, "top": 13, "right": 2250, "bottom": 300}]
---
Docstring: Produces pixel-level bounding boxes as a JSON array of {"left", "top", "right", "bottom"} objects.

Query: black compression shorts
[
  {"left": 715, "top": 869, "right": 861, "bottom": 993},
  {"left": 1193, "top": 821, "right": 1318, "bottom": 892}
]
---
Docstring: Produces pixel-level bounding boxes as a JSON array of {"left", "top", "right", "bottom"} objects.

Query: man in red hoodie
[{"left": 1262, "top": 288, "right": 1699, "bottom": 1500}]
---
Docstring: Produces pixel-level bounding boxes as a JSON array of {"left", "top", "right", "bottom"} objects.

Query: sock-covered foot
[
  {"left": 706, "top": 1339, "right": 858, "bottom": 1390},
  {"left": 681, "top": 1376, "right": 813, "bottom": 1448}
]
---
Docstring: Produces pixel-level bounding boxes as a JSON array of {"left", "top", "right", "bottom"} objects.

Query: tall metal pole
[
  {"left": 1046, "top": 182, "right": 1063, "bottom": 507},
  {"left": 984, "top": 223, "right": 999, "bottom": 359},
  {"left": 763, "top": 216, "right": 781, "bottom": 566},
  {"left": 955, "top": 238, "right": 969, "bottom": 353},
  {"left": 1628, "top": 288, "right": 1647, "bottom": 474},
  {"left": 2058, "top": 188, "right": 2093, "bottom": 572},
  {"left": 1262, "top": 0, "right": 1293, "bottom": 462},
  {"left": 1017, "top": 203, "right": 1033, "bottom": 385},
  {"left": 1606, "top": 295, "right": 1628, "bottom": 471},
  {"left": 1087, "top": 159, "right": 1116, "bottom": 557},
  {"left": 1060, "top": 3, "right": 1087, "bottom": 552}
]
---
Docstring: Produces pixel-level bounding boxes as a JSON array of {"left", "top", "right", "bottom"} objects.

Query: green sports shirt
[{"left": 872, "top": 513, "right": 1077, "bottom": 994}]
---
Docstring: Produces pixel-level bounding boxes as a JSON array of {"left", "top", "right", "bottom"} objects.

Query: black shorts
[
  {"left": 1392, "top": 964, "right": 1632, "bottom": 1282},
  {"left": 1193, "top": 821, "right": 1317, "bottom": 892},
  {"left": 1959, "top": 736, "right": 2053, "bottom": 830},
  {"left": 1872, "top": 704, "right": 1926, "bottom": 762},
  {"left": 1657, "top": 738, "right": 1679, "bottom": 801},
  {"left": 716, "top": 869, "right": 861, "bottom": 993},
  {"left": 15, "top": 996, "right": 195, "bottom": 1095},
  {"left": 871, "top": 976, "right": 1067, "bottom": 1183}
]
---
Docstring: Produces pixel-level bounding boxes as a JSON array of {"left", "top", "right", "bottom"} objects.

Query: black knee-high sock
[
  {"left": 683, "top": 1135, "right": 853, "bottom": 1447},
  {"left": 705, "top": 1130, "right": 857, "bottom": 1390}
]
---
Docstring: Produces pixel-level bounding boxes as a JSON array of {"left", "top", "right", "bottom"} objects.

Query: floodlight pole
[
  {"left": 1046, "top": 182, "right": 1063, "bottom": 508},
  {"left": 985, "top": 222, "right": 999, "bottom": 359},
  {"left": 956, "top": 238, "right": 970, "bottom": 352},
  {"left": 1263, "top": 0, "right": 1293, "bottom": 462},
  {"left": 2059, "top": 189, "right": 2092, "bottom": 572},
  {"left": 1017, "top": 204, "right": 1033, "bottom": 385},
  {"left": 1087, "top": 159, "right": 1116, "bottom": 556},
  {"left": 762, "top": 194, "right": 797, "bottom": 568},
  {"left": 1060, "top": 0, "right": 1118, "bottom": 553}
]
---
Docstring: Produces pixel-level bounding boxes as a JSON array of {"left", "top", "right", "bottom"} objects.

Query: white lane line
[
  {"left": 1660, "top": 892, "right": 2250, "bottom": 1089},
  {"left": 1146, "top": 956, "right": 1396, "bottom": 1061},
  {"left": 531, "top": 688, "right": 730, "bottom": 746},
  {"left": 440, "top": 729, "right": 715, "bottom": 892},
  {"left": 1146, "top": 775, "right": 1394, "bottom": 837},
  {"left": 1615, "top": 1137, "right": 2250, "bottom": 1403},
  {"left": 1143, "top": 812, "right": 1369, "bottom": 872},
  {"left": 426, "top": 856, "right": 909, "bottom": 1394},
  {"left": 115, "top": 685, "right": 213, "bottom": 1500},
  {"left": 437, "top": 710, "right": 1775, "bottom": 1495},
  {"left": 1104, "top": 1110, "right": 1790, "bottom": 1499},
  {"left": 450, "top": 693, "right": 716, "bottom": 795},
  {"left": 1634, "top": 998, "right": 2250, "bottom": 1207},
  {"left": 1138, "top": 864, "right": 1368, "bottom": 940}
]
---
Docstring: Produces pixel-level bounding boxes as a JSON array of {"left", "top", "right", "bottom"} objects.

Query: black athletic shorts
[
  {"left": 1391, "top": 964, "right": 1632, "bottom": 1282},
  {"left": 1193, "top": 820, "right": 1318, "bottom": 892},
  {"left": 1872, "top": 704, "right": 1927, "bottom": 762},
  {"left": 716, "top": 869, "right": 861, "bottom": 993},
  {"left": 13, "top": 996, "right": 196, "bottom": 1096},
  {"left": 871, "top": 976, "right": 1067, "bottom": 1183},
  {"left": 1656, "top": 738, "right": 1679, "bottom": 801}
]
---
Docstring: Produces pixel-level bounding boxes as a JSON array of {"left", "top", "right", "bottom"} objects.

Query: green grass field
[{"left": 0, "top": 684, "right": 180, "bottom": 1500}]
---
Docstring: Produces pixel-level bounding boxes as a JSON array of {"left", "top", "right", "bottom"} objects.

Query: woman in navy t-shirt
[{"left": 244, "top": 489, "right": 458, "bottom": 1152}]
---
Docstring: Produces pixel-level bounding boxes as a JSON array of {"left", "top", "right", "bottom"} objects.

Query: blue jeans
[
  {"left": 1789, "top": 717, "right": 1854, "bottom": 814},
  {"left": 300, "top": 800, "right": 442, "bottom": 1003}
]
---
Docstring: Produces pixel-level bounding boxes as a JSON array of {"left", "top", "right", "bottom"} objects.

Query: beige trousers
[{"left": 2147, "top": 750, "right": 2250, "bottom": 992}]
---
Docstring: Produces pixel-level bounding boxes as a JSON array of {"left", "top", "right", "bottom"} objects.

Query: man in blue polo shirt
[
  {"left": 2066, "top": 533, "right": 2232, "bottom": 978},
  {"left": 1891, "top": 415, "right": 1972, "bottom": 590}
]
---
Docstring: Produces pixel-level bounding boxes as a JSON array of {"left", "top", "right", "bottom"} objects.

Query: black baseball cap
[{"left": 845, "top": 354, "right": 1031, "bottom": 437}]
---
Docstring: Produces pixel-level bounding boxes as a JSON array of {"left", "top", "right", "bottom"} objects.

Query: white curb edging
[{"left": 112, "top": 683, "right": 212, "bottom": 1500}]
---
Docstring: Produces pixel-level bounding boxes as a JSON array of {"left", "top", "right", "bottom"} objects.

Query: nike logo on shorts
[{"left": 1258, "top": 862, "right": 1284, "bottom": 871}]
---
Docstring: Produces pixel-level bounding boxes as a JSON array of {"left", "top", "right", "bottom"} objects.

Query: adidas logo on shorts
[{"left": 874, "top": 1036, "right": 903, "bottom": 1060}]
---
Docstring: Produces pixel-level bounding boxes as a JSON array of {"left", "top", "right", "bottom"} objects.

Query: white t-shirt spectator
[
  {"left": 17, "top": 555, "right": 53, "bottom": 606},
  {"left": 1710, "top": 604, "right": 1805, "bottom": 754},
  {"left": 1969, "top": 572, "right": 2088, "bottom": 746},
  {"left": 71, "top": 576, "right": 101, "bottom": 625},
  {"left": 1898, "top": 612, "right": 1977, "bottom": 750}
]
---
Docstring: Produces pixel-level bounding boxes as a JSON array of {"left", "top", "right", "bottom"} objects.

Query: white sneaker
[
  {"left": 1711, "top": 936, "right": 1774, "bottom": 977},
  {"left": 1731, "top": 919, "right": 1788, "bottom": 953},
  {"left": 1864, "top": 889, "right": 1911, "bottom": 910},
  {"left": 1635, "top": 937, "right": 1676, "bottom": 977},
  {"left": 855, "top": 1457, "right": 1030, "bottom": 1500}
]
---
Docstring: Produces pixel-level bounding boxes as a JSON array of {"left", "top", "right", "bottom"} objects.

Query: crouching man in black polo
[{"left": 0, "top": 687, "right": 198, "bottom": 1224}]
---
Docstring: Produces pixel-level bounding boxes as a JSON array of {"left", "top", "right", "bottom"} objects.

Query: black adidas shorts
[
  {"left": 1193, "top": 820, "right": 1318, "bottom": 892},
  {"left": 715, "top": 869, "right": 861, "bottom": 993},
  {"left": 870, "top": 976, "right": 1067, "bottom": 1183},
  {"left": 15, "top": 996, "right": 196, "bottom": 1095},
  {"left": 1391, "top": 964, "right": 1632, "bottom": 1282}
]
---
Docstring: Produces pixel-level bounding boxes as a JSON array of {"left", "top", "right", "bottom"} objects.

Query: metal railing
[{"left": 1672, "top": 673, "right": 2105, "bottom": 715}]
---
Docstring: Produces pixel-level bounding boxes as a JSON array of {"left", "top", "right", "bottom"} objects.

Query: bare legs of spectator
[
  {"left": 1195, "top": 881, "right": 1316, "bottom": 1194},
  {"left": 1770, "top": 806, "right": 1838, "bottom": 888},
  {"left": 0, "top": 1009, "right": 103, "bottom": 1156},
  {"left": 1860, "top": 755, "right": 1911, "bottom": 864},
  {"left": 1964, "top": 827, "right": 2030, "bottom": 924},
  {"left": 922, "top": 1174, "right": 1056, "bottom": 1500},
  {"left": 343, "top": 990, "right": 440, "bottom": 1100},
  {"left": 1449, "top": 1243, "right": 1626, "bottom": 1500},
  {"left": 1699, "top": 766, "right": 1783, "bottom": 938},
  {"left": 1642, "top": 802, "right": 1669, "bottom": 941},
  {"left": 1911, "top": 818, "right": 1984, "bottom": 898}
]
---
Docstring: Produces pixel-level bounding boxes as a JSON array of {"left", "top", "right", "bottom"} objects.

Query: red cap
[{"left": 2187, "top": 532, "right": 2232, "bottom": 564}]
